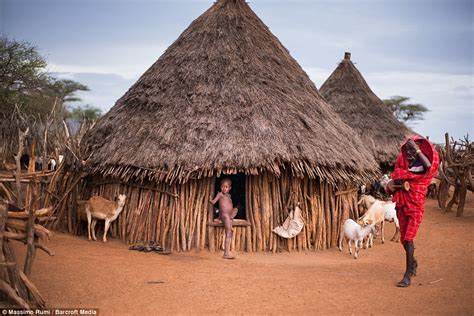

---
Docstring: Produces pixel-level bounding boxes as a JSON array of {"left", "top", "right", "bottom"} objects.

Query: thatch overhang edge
[{"left": 87, "top": 161, "right": 380, "bottom": 186}]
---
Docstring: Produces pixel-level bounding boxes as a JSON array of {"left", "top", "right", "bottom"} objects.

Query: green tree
[
  {"left": 0, "top": 36, "right": 88, "bottom": 117},
  {"left": 383, "top": 96, "right": 429, "bottom": 123},
  {"left": 47, "top": 79, "right": 88, "bottom": 103},
  {"left": 69, "top": 105, "right": 102, "bottom": 122},
  {"left": 0, "top": 36, "right": 47, "bottom": 91}
]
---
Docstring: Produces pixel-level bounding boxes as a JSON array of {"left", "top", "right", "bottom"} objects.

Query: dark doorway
[{"left": 213, "top": 173, "right": 246, "bottom": 220}]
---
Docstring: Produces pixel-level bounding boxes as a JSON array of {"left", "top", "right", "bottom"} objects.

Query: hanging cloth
[{"left": 272, "top": 206, "right": 304, "bottom": 238}]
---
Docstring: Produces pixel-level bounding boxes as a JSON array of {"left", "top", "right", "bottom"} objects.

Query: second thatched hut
[
  {"left": 80, "top": 0, "right": 379, "bottom": 253},
  {"left": 320, "top": 52, "right": 412, "bottom": 171}
]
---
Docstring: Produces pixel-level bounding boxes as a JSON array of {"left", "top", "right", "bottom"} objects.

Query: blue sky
[{"left": 1, "top": 0, "right": 473, "bottom": 144}]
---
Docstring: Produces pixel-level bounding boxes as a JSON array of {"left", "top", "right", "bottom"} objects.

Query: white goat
[
  {"left": 338, "top": 219, "right": 377, "bottom": 259},
  {"left": 85, "top": 194, "right": 127, "bottom": 242},
  {"left": 359, "top": 199, "right": 400, "bottom": 247}
]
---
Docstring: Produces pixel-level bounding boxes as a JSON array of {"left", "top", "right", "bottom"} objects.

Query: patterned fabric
[
  {"left": 397, "top": 206, "right": 423, "bottom": 241},
  {"left": 391, "top": 135, "right": 440, "bottom": 242}
]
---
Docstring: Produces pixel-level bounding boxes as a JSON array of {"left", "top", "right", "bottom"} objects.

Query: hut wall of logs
[{"left": 81, "top": 171, "right": 360, "bottom": 253}]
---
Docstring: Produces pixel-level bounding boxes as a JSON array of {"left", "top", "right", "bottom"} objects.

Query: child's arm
[{"left": 209, "top": 192, "right": 222, "bottom": 205}]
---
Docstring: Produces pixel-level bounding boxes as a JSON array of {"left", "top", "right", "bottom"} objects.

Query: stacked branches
[
  {"left": 438, "top": 133, "right": 473, "bottom": 216},
  {"left": 0, "top": 109, "right": 68, "bottom": 166},
  {"left": 0, "top": 180, "right": 53, "bottom": 309},
  {"left": 0, "top": 116, "right": 93, "bottom": 307}
]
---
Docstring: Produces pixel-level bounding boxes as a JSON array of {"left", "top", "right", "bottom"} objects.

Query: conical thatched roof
[
  {"left": 82, "top": 0, "right": 379, "bottom": 184},
  {"left": 320, "top": 53, "right": 412, "bottom": 166}
]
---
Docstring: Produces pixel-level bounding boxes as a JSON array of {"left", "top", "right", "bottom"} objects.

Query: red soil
[{"left": 12, "top": 194, "right": 474, "bottom": 315}]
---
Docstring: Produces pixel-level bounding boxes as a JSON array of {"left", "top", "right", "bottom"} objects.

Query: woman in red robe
[{"left": 386, "top": 135, "right": 440, "bottom": 287}]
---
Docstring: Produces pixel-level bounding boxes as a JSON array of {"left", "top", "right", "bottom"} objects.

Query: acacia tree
[
  {"left": 69, "top": 105, "right": 102, "bottom": 122},
  {"left": 0, "top": 37, "right": 48, "bottom": 114},
  {"left": 383, "top": 95, "right": 429, "bottom": 124},
  {"left": 0, "top": 37, "right": 101, "bottom": 162},
  {"left": 0, "top": 36, "right": 93, "bottom": 118}
]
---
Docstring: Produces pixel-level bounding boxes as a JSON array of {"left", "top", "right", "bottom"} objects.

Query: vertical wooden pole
[
  {"left": 0, "top": 203, "right": 7, "bottom": 282},
  {"left": 24, "top": 139, "right": 36, "bottom": 225},
  {"left": 208, "top": 177, "right": 216, "bottom": 252},
  {"left": 4, "top": 241, "right": 29, "bottom": 307},
  {"left": 15, "top": 128, "right": 29, "bottom": 208},
  {"left": 179, "top": 185, "right": 187, "bottom": 251},
  {"left": 245, "top": 176, "right": 254, "bottom": 252},
  {"left": 456, "top": 171, "right": 467, "bottom": 217},
  {"left": 24, "top": 175, "right": 37, "bottom": 277},
  {"left": 199, "top": 178, "right": 209, "bottom": 250},
  {"left": 446, "top": 186, "right": 459, "bottom": 212}
]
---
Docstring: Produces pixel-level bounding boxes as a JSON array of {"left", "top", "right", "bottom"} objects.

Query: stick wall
[{"left": 83, "top": 171, "right": 359, "bottom": 252}]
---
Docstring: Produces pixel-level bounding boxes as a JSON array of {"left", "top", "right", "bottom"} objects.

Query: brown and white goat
[
  {"left": 357, "top": 194, "right": 377, "bottom": 216},
  {"left": 358, "top": 199, "right": 400, "bottom": 247},
  {"left": 85, "top": 194, "right": 126, "bottom": 242}
]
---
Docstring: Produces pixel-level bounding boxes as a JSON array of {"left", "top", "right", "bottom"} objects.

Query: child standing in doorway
[{"left": 210, "top": 178, "right": 238, "bottom": 259}]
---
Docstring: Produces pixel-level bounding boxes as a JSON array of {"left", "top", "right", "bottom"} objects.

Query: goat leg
[
  {"left": 391, "top": 226, "right": 400, "bottom": 242},
  {"left": 381, "top": 221, "right": 385, "bottom": 244},
  {"left": 365, "top": 234, "right": 373, "bottom": 249},
  {"left": 91, "top": 219, "right": 97, "bottom": 241},
  {"left": 338, "top": 229, "right": 344, "bottom": 251},
  {"left": 86, "top": 207, "right": 92, "bottom": 241},
  {"left": 103, "top": 218, "right": 111, "bottom": 242}
]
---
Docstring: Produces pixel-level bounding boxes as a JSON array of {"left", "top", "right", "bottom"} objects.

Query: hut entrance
[{"left": 213, "top": 173, "right": 246, "bottom": 220}]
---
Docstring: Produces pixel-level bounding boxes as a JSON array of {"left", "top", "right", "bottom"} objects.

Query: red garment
[
  {"left": 397, "top": 207, "right": 423, "bottom": 241},
  {"left": 391, "top": 135, "right": 440, "bottom": 241}
]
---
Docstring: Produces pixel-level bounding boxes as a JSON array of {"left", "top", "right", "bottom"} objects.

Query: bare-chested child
[{"left": 209, "top": 178, "right": 238, "bottom": 259}]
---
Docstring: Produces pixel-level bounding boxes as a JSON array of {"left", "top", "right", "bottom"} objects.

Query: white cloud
[
  {"left": 45, "top": 43, "right": 168, "bottom": 110},
  {"left": 48, "top": 63, "right": 124, "bottom": 77},
  {"left": 47, "top": 43, "right": 167, "bottom": 79}
]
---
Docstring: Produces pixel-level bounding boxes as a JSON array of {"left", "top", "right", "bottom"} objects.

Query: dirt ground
[{"left": 12, "top": 194, "right": 474, "bottom": 315}]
